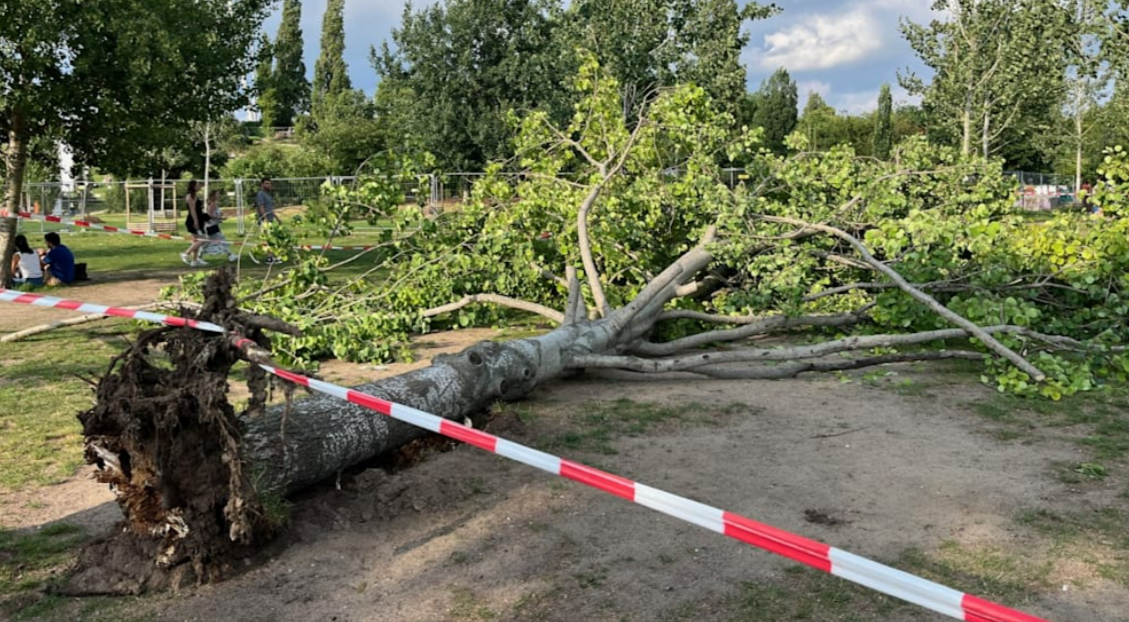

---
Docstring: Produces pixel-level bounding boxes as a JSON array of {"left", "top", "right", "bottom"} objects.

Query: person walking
[
  {"left": 181, "top": 180, "right": 210, "bottom": 266},
  {"left": 10, "top": 234, "right": 44, "bottom": 287},
  {"left": 255, "top": 177, "right": 281, "bottom": 264},
  {"left": 203, "top": 189, "right": 237, "bottom": 262}
]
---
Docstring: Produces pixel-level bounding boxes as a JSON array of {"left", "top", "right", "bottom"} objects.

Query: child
[
  {"left": 201, "top": 189, "right": 237, "bottom": 262},
  {"left": 10, "top": 234, "right": 44, "bottom": 287}
]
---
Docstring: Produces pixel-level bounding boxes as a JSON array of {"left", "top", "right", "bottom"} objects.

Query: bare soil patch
[{"left": 9, "top": 365, "right": 1128, "bottom": 622}]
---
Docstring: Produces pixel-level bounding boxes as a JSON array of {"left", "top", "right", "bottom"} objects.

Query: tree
[
  {"left": 373, "top": 0, "right": 569, "bottom": 171},
  {"left": 798, "top": 91, "right": 835, "bottom": 151},
  {"left": 65, "top": 57, "right": 1129, "bottom": 594},
  {"left": 253, "top": 34, "right": 276, "bottom": 127},
  {"left": 1, "top": 0, "right": 270, "bottom": 216},
  {"left": 264, "top": 0, "right": 311, "bottom": 128},
  {"left": 568, "top": 0, "right": 778, "bottom": 118},
  {"left": 873, "top": 84, "right": 894, "bottom": 160},
  {"left": 751, "top": 68, "right": 798, "bottom": 153},
  {"left": 312, "top": 0, "right": 351, "bottom": 116},
  {"left": 900, "top": 0, "right": 1071, "bottom": 160}
]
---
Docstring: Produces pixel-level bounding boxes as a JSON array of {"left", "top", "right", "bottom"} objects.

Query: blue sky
[{"left": 265, "top": 0, "right": 937, "bottom": 114}]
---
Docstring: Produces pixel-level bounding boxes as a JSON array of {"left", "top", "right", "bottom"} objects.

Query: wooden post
[{"left": 0, "top": 217, "right": 19, "bottom": 286}]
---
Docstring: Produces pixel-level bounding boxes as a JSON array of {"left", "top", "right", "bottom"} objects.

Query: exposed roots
[{"left": 61, "top": 269, "right": 279, "bottom": 595}]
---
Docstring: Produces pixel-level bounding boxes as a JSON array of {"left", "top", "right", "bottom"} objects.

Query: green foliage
[
  {"left": 751, "top": 68, "right": 798, "bottom": 154},
  {"left": 311, "top": 0, "right": 351, "bottom": 116},
  {"left": 173, "top": 58, "right": 1129, "bottom": 396},
  {"left": 1, "top": 0, "right": 271, "bottom": 191},
  {"left": 1093, "top": 145, "right": 1129, "bottom": 216},
  {"left": 873, "top": 84, "right": 894, "bottom": 160},
  {"left": 900, "top": 0, "right": 1071, "bottom": 163},
  {"left": 263, "top": 0, "right": 310, "bottom": 128},
  {"left": 374, "top": 0, "right": 570, "bottom": 171},
  {"left": 222, "top": 144, "right": 334, "bottom": 180},
  {"left": 298, "top": 89, "right": 382, "bottom": 174}
]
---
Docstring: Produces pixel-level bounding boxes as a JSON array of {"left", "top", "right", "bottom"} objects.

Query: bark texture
[{"left": 0, "top": 217, "right": 17, "bottom": 286}]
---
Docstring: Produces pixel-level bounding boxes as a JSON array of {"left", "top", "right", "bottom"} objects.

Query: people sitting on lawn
[
  {"left": 40, "top": 231, "right": 76, "bottom": 286},
  {"left": 10, "top": 234, "right": 44, "bottom": 287}
]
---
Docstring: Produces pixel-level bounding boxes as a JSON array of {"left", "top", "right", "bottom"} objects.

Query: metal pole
[{"left": 147, "top": 177, "right": 155, "bottom": 233}]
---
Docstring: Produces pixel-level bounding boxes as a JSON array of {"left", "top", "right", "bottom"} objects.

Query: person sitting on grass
[
  {"left": 10, "top": 234, "right": 44, "bottom": 287},
  {"left": 40, "top": 232, "right": 75, "bottom": 286}
]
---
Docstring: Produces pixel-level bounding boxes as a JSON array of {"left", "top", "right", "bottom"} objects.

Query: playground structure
[{"left": 125, "top": 179, "right": 179, "bottom": 233}]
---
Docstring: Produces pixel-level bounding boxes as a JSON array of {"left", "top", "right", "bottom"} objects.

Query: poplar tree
[
  {"left": 752, "top": 68, "right": 798, "bottom": 154},
  {"left": 873, "top": 83, "right": 893, "bottom": 160},
  {"left": 312, "top": 0, "right": 351, "bottom": 116},
  {"left": 268, "top": 0, "right": 310, "bottom": 127}
]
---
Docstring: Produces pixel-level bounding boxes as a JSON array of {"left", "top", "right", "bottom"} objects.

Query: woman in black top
[{"left": 181, "top": 180, "right": 210, "bottom": 266}]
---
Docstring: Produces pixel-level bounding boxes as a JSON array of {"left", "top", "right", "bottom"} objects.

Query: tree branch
[
  {"left": 1, "top": 302, "right": 188, "bottom": 343},
  {"left": 691, "top": 350, "right": 985, "bottom": 380},
  {"left": 756, "top": 214, "right": 1046, "bottom": 382},
  {"left": 421, "top": 294, "right": 564, "bottom": 324},
  {"left": 563, "top": 266, "right": 583, "bottom": 326},
  {"left": 635, "top": 312, "right": 867, "bottom": 357}
]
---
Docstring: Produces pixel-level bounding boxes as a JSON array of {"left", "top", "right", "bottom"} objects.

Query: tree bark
[
  {"left": 4, "top": 109, "right": 27, "bottom": 215},
  {"left": 0, "top": 217, "right": 18, "bottom": 286}
]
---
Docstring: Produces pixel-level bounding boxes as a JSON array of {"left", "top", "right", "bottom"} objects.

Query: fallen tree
[{"left": 67, "top": 60, "right": 1129, "bottom": 592}]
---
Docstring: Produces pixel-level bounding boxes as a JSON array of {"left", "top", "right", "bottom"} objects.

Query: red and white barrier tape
[
  {"left": 8, "top": 210, "right": 195, "bottom": 241},
  {"left": 0, "top": 289, "right": 1054, "bottom": 622},
  {"left": 0, "top": 289, "right": 225, "bottom": 333},
  {"left": 5, "top": 210, "right": 375, "bottom": 251}
]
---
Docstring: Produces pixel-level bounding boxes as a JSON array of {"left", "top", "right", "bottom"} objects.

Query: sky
[{"left": 265, "top": 0, "right": 939, "bottom": 115}]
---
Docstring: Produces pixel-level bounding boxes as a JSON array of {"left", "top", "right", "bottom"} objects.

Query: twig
[
  {"left": 811, "top": 426, "right": 869, "bottom": 439},
  {"left": 422, "top": 294, "right": 565, "bottom": 324}
]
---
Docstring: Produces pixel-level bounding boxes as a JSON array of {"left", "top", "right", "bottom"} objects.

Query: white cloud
[
  {"left": 796, "top": 79, "right": 831, "bottom": 98},
  {"left": 829, "top": 84, "right": 921, "bottom": 115},
  {"left": 757, "top": 8, "right": 883, "bottom": 71}
]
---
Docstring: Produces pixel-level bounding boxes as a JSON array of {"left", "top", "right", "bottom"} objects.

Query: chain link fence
[{"left": 1005, "top": 171, "right": 1077, "bottom": 211}]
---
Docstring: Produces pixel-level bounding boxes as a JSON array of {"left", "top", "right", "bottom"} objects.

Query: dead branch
[
  {"left": 563, "top": 266, "right": 584, "bottom": 326},
  {"left": 569, "top": 349, "right": 984, "bottom": 379},
  {"left": 422, "top": 294, "right": 565, "bottom": 324},
  {"left": 634, "top": 312, "right": 868, "bottom": 357},
  {"left": 758, "top": 214, "right": 1047, "bottom": 382},
  {"left": 1, "top": 302, "right": 179, "bottom": 343}
]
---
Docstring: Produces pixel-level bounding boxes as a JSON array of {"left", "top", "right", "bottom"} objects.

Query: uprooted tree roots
[{"left": 62, "top": 269, "right": 279, "bottom": 594}]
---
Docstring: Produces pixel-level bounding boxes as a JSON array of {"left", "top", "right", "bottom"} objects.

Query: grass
[
  {"left": 16, "top": 212, "right": 396, "bottom": 283},
  {"left": 448, "top": 586, "right": 498, "bottom": 621},
  {"left": 0, "top": 322, "right": 139, "bottom": 491},
  {"left": 727, "top": 565, "right": 904, "bottom": 622},
  {"left": 968, "top": 389, "right": 1129, "bottom": 478},
  {"left": 0, "top": 522, "right": 117, "bottom": 621},
  {"left": 536, "top": 398, "right": 745, "bottom": 456}
]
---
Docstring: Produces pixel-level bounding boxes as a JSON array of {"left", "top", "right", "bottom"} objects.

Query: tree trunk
[
  {"left": 203, "top": 122, "right": 212, "bottom": 200},
  {"left": 1074, "top": 96, "right": 1084, "bottom": 193},
  {"left": 0, "top": 217, "right": 18, "bottom": 286},
  {"left": 4, "top": 109, "right": 27, "bottom": 215},
  {"left": 981, "top": 112, "right": 991, "bottom": 159},
  {"left": 961, "top": 109, "right": 972, "bottom": 157}
]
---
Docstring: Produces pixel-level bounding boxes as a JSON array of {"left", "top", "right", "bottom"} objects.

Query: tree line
[{"left": 4, "top": 0, "right": 1129, "bottom": 212}]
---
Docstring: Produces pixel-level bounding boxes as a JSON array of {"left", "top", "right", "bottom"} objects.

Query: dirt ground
[{"left": 3, "top": 275, "right": 1128, "bottom": 622}]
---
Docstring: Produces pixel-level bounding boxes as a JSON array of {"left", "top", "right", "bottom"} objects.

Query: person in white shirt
[{"left": 10, "top": 234, "right": 44, "bottom": 287}]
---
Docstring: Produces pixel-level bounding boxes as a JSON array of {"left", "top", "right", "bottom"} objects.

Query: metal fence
[{"left": 1005, "top": 171, "right": 1077, "bottom": 211}]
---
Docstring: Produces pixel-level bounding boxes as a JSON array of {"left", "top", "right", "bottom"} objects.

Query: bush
[{"left": 222, "top": 144, "right": 334, "bottom": 180}]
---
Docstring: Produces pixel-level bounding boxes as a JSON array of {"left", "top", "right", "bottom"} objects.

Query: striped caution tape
[
  {"left": 8, "top": 210, "right": 195, "bottom": 241},
  {"left": 0, "top": 289, "right": 1054, "bottom": 622},
  {"left": 5, "top": 210, "right": 376, "bottom": 251},
  {"left": 0, "top": 289, "right": 225, "bottom": 333}
]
